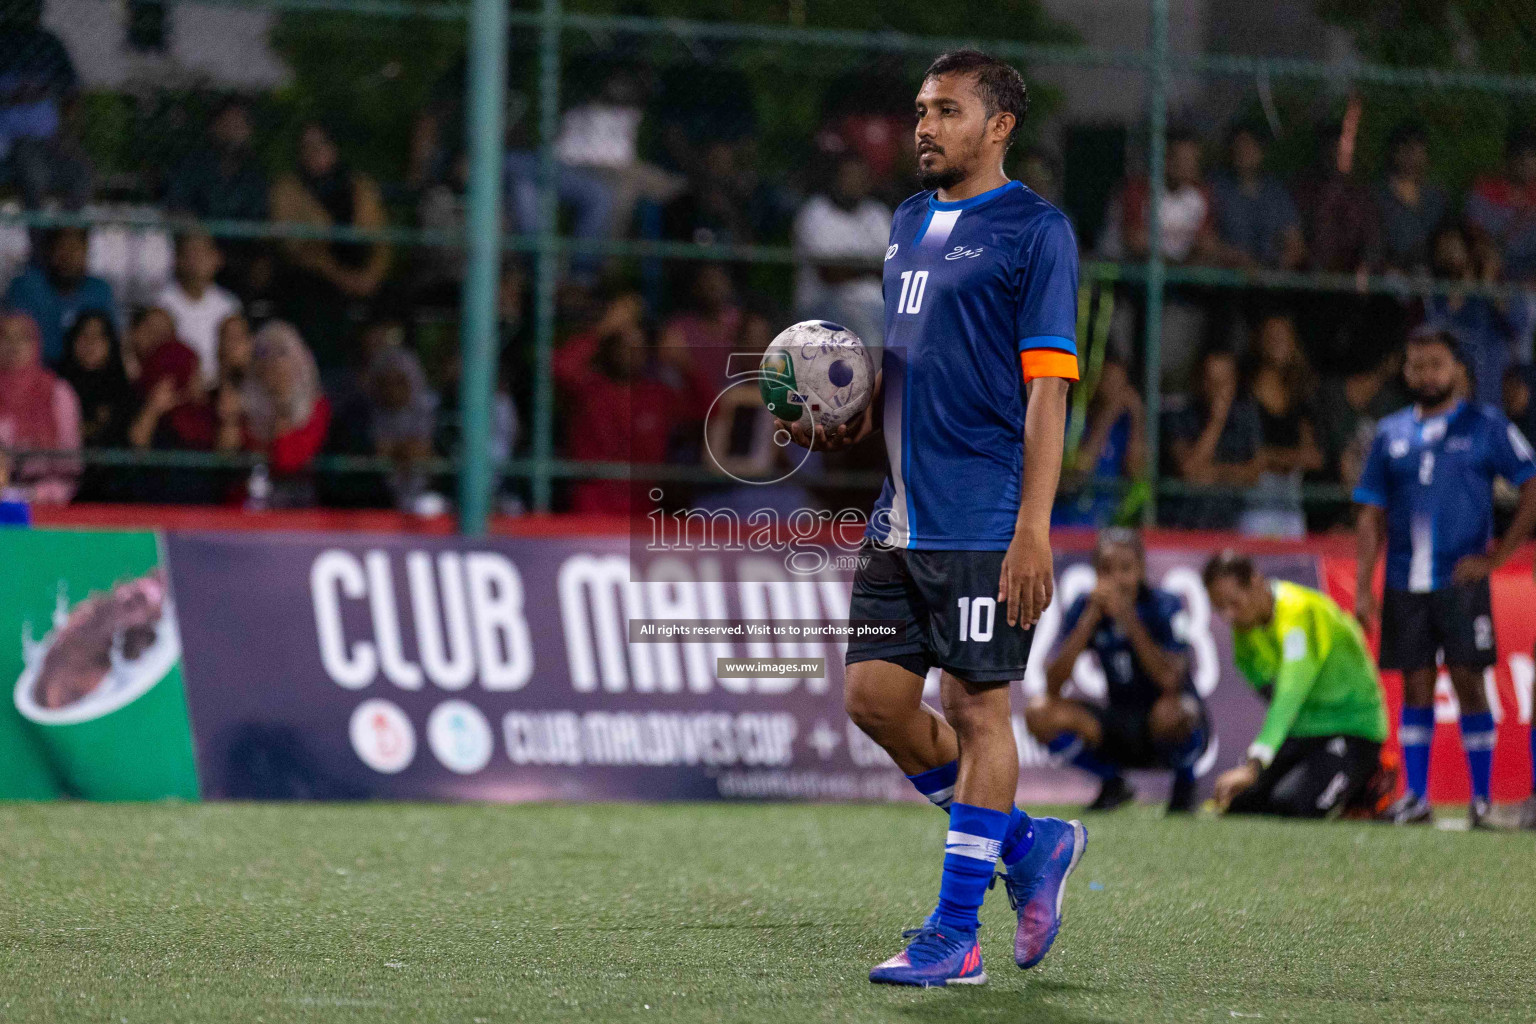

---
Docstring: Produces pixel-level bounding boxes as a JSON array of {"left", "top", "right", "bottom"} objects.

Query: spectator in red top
[
  {"left": 554, "top": 288, "right": 690, "bottom": 515},
  {"left": 1466, "top": 125, "right": 1536, "bottom": 284},
  {"left": 242, "top": 320, "right": 330, "bottom": 501},
  {"left": 659, "top": 263, "right": 742, "bottom": 399},
  {"left": 127, "top": 308, "right": 214, "bottom": 452},
  {"left": 0, "top": 310, "right": 79, "bottom": 504}
]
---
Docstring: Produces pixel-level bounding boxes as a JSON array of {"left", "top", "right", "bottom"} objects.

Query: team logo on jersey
[
  {"left": 885, "top": 244, "right": 899, "bottom": 261},
  {"left": 1389, "top": 439, "right": 1410, "bottom": 458},
  {"left": 1446, "top": 436, "right": 1472, "bottom": 452},
  {"left": 944, "top": 245, "right": 984, "bottom": 260}
]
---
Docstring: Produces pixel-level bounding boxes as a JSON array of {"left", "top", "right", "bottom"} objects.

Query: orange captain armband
[{"left": 1020, "top": 348, "right": 1079, "bottom": 383}]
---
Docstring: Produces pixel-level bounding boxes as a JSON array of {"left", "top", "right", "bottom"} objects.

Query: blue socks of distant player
[
  {"left": 906, "top": 760, "right": 1035, "bottom": 865},
  {"left": 1400, "top": 706, "right": 1434, "bottom": 801},
  {"left": 937, "top": 803, "right": 1011, "bottom": 933},
  {"left": 1459, "top": 711, "right": 1496, "bottom": 803},
  {"left": 1045, "top": 732, "right": 1119, "bottom": 781}
]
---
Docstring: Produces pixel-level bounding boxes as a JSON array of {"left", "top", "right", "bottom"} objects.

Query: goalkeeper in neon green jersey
[{"left": 1202, "top": 551, "right": 1389, "bottom": 817}]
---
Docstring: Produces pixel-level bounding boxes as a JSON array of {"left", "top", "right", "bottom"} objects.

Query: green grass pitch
[{"left": 3, "top": 802, "right": 1533, "bottom": 1023}]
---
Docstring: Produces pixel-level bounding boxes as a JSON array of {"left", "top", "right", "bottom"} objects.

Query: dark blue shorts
[{"left": 844, "top": 541, "right": 1037, "bottom": 687}]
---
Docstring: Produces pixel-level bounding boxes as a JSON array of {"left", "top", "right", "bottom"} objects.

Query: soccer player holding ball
[
  {"left": 1354, "top": 331, "right": 1536, "bottom": 828},
  {"left": 1203, "top": 552, "right": 1390, "bottom": 817},
  {"left": 778, "top": 49, "right": 1082, "bottom": 987}
]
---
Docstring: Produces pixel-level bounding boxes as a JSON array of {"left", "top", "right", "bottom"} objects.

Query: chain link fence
[{"left": 3, "top": 0, "right": 1536, "bottom": 535}]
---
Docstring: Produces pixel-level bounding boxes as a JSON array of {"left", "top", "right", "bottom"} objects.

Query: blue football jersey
[
  {"left": 1353, "top": 401, "right": 1536, "bottom": 592},
  {"left": 1058, "top": 587, "right": 1190, "bottom": 706},
  {"left": 866, "top": 179, "right": 1079, "bottom": 550}
]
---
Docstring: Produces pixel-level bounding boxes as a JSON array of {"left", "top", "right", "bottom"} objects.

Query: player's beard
[
  {"left": 1409, "top": 382, "right": 1455, "bottom": 408},
  {"left": 918, "top": 162, "right": 966, "bottom": 191}
]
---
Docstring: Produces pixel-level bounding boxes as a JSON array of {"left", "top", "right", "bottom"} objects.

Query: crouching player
[
  {"left": 1027, "top": 529, "right": 1209, "bottom": 812},
  {"left": 1203, "top": 552, "right": 1390, "bottom": 817}
]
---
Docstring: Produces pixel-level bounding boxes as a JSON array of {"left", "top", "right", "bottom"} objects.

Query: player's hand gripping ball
[{"left": 758, "top": 320, "right": 874, "bottom": 431}]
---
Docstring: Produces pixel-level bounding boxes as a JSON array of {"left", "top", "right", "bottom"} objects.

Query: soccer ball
[{"left": 758, "top": 320, "right": 875, "bottom": 431}]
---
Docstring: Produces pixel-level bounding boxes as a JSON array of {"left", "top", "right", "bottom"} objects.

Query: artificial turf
[{"left": 2, "top": 801, "right": 1532, "bottom": 1023}]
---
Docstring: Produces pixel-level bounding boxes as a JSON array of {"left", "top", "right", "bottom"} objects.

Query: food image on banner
[{"left": 0, "top": 530, "right": 199, "bottom": 801}]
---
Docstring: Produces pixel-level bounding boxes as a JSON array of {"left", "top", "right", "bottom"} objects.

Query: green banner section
[{"left": 0, "top": 530, "right": 199, "bottom": 801}]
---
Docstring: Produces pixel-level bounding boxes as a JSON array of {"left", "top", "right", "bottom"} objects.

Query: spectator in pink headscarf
[{"left": 0, "top": 310, "right": 80, "bottom": 503}]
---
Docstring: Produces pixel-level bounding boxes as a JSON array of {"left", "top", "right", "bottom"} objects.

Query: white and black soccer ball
[{"left": 757, "top": 320, "right": 875, "bottom": 431}]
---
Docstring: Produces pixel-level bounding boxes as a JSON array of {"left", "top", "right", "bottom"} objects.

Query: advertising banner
[
  {"left": 7, "top": 524, "right": 1529, "bottom": 805},
  {"left": 0, "top": 530, "right": 199, "bottom": 800},
  {"left": 165, "top": 531, "right": 1298, "bottom": 804}
]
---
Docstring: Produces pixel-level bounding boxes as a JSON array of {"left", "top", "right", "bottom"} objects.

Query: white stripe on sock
[
  {"left": 944, "top": 830, "right": 1002, "bottom": 862},
  {"left": 924, "top": 785, "right": 955, "bottom": 807},
  {"left": 1398, "top": 726, "right": 1433, "bottom": 746},
  {"left": 1462, "top": 731, "right": 1497, "bottom": 752}
]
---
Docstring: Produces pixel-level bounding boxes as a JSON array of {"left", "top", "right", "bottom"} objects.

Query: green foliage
[
  {"left": 1312, "top": 0, "right": 1536, "bottom": 189},
  {"left": 1316, "top": 0, "right": 1536, "bottom": 75},
  {"left": 267, "top": 8, "right": 467, "bottom": 181}
]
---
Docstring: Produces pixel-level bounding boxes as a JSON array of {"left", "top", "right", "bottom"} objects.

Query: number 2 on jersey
[{"left": 896, "top": 270, "right": 928, "bottom": 315}]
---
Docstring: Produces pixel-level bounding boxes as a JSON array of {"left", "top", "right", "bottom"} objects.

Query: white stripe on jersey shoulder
[{"left": 919, "top": 209, "right": 963, "bottom": 250}]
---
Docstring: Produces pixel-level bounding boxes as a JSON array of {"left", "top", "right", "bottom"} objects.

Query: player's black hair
[
  {"left": 1406, "top": 327, "right": 1466, "bottom": 367},
  {"left": 1202, "top": 550, "right": 1256, "bottom": 589},
  {"left": 1093, "top": 527, "right": 1145, "bottom": 568},
  {"left": 923, "top": 49, "right": 1029, "bottom": 148}
]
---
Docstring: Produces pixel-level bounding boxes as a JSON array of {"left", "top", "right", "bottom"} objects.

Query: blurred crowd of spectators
[{"left": 4, "top": 7, "right": 1536, "bottom": 529}]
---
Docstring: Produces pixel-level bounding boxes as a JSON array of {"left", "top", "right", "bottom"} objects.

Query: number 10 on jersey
[
  {"left": 957, "top": 596, "right": 995, "bottom": 642},
  {"left": 896, "top": 270, "right": 928, "bottom": 315}
]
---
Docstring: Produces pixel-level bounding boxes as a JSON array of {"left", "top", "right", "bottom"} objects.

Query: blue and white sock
[
  {"left": 1047, "top": 732, "right": 1119, "bottom": 781},
  {"left": 1459, "top": 711, "right": 1496, "bottom": 802},
  {"left": 906, "top": 760, "right": 957, "bottom": 811},
  {"left": 908, "top": 759, "right": 1033, "bottom": 865},
  {"left": 937, "top": 803, "right": 1011, "bottom": 933},
  {"left": 1400, "top": 706, "right": 1434, "bottom": 801}
]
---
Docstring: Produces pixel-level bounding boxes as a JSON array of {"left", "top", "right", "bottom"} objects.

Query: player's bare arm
[
  {"left": 1108, "top": 598, "right": 1188, "bottom": 693},
  {"left": 1043, "top": 596, "right": 1101, "bottom": 696},
  {"left": 1000, "top": 376, "right": 1068, "bottom": 627},
  {"left": 1452, "top": 475, "right": 1536, "bottom": 583},
  {"left": 1353, "top": 503, "right": 1385, "bottom": 628}
]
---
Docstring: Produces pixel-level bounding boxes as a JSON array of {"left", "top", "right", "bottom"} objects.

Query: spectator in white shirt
[
  {"left": 792, "top": 154, "right": 892, "bottom": 351},
  {"left": 154, "top": 231, "right": 241, "bottom": 383}
]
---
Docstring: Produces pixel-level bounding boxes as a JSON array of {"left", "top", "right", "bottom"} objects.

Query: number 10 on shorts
[{"left": 956, "top": 596, "right": 995, "bottom": 642}]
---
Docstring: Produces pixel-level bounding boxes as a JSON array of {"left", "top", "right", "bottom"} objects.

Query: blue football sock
[
  {"left": 1047, "top": 732, "right": 1119, "bottom": 781},
  {"left": 937, "top": 803, "right": 1010, "bottom": 933},
  {"left": 1459, "top": 711, "right": 1496, "bottom": 802},
  {"left": 1400, "top": 706, "right": 1434, "bottom": 800},
  {"left": 910, "top": 759, "right": 1034, "bottom": 866},
  {"left": 999, "top": 806, "right": 1035, "bottom": 867},
  {"left": 906, "top": 759, "right": 958, "bottom": 811}
]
